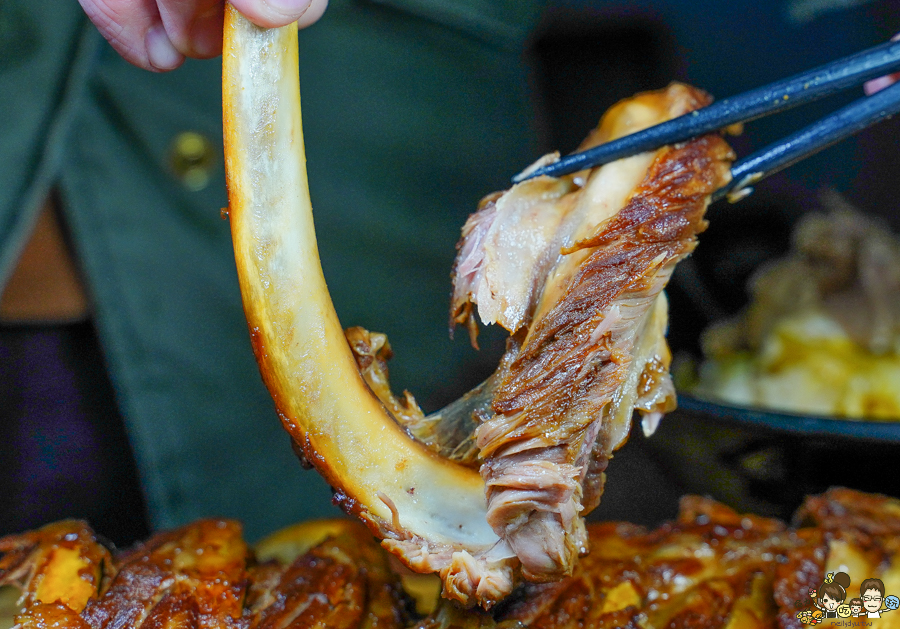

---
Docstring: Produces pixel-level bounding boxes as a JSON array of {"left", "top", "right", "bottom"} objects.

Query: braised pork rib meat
[
  {"left": 222, "top": 10, "right": 732, "bottom": 606},
  {"left": 448, "top": 87, "right": 733, "bottom": 583}
]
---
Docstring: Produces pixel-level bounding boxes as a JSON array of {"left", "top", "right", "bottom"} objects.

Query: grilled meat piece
[
  {"left": 346, "top": 85, "right": 733, "bottom": 599},
  {"left": 406, "top": 489, "right": 900, "bottom": 629},
  {"left": 246, "top": 519, "right": 413, "bottom": 629},
  {"left": 3, "top": 490, "right": 900, "bottom": 629},
  {"left": 1, "top": 519, "right": 410, "bottom": 629},
  {"left": 222, "top": 11, "right": 735, "bottom": 607},
  {"left": 496, "top": 491, "right": 900, "bottom": 629},
  {"left": 0, "top": 520, "right": 109, "bottom": 614},
  {"left": 449, "top": 85, "right": 733, "bottom": 583}
]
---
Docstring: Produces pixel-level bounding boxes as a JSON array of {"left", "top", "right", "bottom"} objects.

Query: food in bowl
[{"left": 694, "top": 193, "right": 900, "bottom": 420}]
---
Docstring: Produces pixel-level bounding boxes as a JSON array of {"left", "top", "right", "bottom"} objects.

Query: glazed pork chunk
[{"left": 448, "top": 84, "right": 734, "bottom": 583}]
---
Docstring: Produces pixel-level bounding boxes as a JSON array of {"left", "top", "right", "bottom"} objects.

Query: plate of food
[{"left": 1, "top": 11, "right": 894, "bottom": 629}]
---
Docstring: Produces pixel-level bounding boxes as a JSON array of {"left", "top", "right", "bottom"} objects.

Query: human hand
[
  {"left": 78, "top": 0, "right": 328, "bottom": 72},
  {"left": 864, "top": 33, "right": 900, "bottom": 95}
]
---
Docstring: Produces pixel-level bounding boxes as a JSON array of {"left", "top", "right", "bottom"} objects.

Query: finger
[
  {"left": 228, "top": 0, "right": 317, "bottom": 28},
  {"left": 78, "top": 0, "right": 184, "bottom": 71},
  {"left": 864, "top": 33, "right": 900, "bottom": 95},
  {"left": 156, "top": 0, "right": 224, "bottom": 59},
  {"left": 157, "top": 0, "right": 326, "bottom": 59},
  {"left": 297, "top": 0, "right": 328, "bottom": 29},
  {"left": 864, "top": 73, "right": 900, "bottom": 95}
]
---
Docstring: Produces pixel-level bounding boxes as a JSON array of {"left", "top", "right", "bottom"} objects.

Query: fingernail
[
  {"left": 864, "top": 75, "right": 895, "bottom": 96},
  {"left": 145, "top": 24, "right": 184, "bottom": 71},
  {"left": 264, "top": 0, "right": 313, "bottom": 19},
  {"left": 189, "top": 8, "right": 224, "bottom": 58}
]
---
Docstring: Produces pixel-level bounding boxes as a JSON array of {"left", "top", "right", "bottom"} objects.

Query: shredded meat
[
  {"left": 449, "top": 84, "right": 734, "bottom": 583},
  {"left": 451, "top": 179, "right": 576, "bottom": 342}
]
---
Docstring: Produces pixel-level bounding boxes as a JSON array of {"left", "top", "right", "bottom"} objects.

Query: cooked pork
[
  {"left": 0, "top": 520, "right": 109, "bottom": 615},
  {"left": 223, "top": 10, "right": 732, "bottom": 607},
  {"left": 448, "top": 87, "right": 733, "bottom": 582},
  {"left": 2, "top": 519, "right": 410, "bottom": 629},
  {"left": 343, "top": 84, "right": 734, "bottom": 596},
  {"left": 3, "top": 490, "right": 900, "bottom": 629}
]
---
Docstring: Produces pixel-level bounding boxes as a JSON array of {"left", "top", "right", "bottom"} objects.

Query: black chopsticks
[
  {"left": 715, "top": 79, "right": 900, "bottom": 202},
  {"left": 513, "top": 39, "right": 900, "bottom": 200}
]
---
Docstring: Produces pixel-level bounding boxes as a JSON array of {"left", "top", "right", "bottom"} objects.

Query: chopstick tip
[{"left": 512, "top": 151, "right": 561, "bottom": 183}]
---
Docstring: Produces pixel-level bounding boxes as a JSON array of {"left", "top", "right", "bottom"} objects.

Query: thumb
[{"left": 227, "top": 0, "right": 328, "bottom": 29}]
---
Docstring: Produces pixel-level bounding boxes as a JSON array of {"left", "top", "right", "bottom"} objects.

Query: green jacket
[{"left": 0, "top": 0, "right": 543, "bottom": 539}]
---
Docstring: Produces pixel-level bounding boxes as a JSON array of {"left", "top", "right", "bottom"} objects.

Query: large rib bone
[{"left": 222, "top": 8, "right": 511, "bottom": 608}]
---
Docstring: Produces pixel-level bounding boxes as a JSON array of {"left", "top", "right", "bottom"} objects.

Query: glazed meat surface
[
  {"left": 3, "top": 489, "right": 900, "bottom": 629},
  {"left": 446, "top": 83, "right": 734, "bottom": 583},
  {"left": 224, "top": 15, "right": 739, "bottom": 605},
  {"left": 426, "top": 489, "right": 900, "bottom": 629},
  {"left": 1, "top": 519, "right": 411, "bottom": 629}
]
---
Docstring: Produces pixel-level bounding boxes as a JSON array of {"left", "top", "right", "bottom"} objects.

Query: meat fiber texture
[{"left": 448, "top": 83, "right": 734, "bottom": 583}]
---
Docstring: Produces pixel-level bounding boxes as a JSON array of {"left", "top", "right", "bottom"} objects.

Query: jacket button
[{"left": 170, "top": 131, "right": 216, "bottom": 191}]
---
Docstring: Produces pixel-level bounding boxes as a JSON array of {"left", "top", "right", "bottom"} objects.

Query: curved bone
[{"left": 221, "top": 8, "right": 511, "bottom": 607}]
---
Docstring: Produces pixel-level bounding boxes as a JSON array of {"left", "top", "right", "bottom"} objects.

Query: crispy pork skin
[
  {"left": 410, "top": 490, "right": 900, "bottom": 629},
  {"left": 494, "top": 497, "right": 817, "bottom": 629},
  {"left": 1, "top": 519, "right": 411, "bottom": 629}
]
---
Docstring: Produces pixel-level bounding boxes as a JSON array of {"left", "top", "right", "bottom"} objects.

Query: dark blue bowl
[
  {"left": 676, "top": 393, "right": 900, "bottom": 443},
  {"left": 637, "top": 393, "right": 900, "bottom": 520}
]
